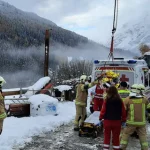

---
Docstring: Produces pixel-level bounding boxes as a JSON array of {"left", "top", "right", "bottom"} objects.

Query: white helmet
[
  {"left": 80, "top": 75, "right": 88, "bottom": 82},
  {"left": 130, "top": 84, "right": 145, "bottom": 96},
  {"left": 138, "top": 84, "right": 145, "bottom": 90},
  {"left": 131, "top": 84, "right": 139, "bottom": 93},
  {"left": 0, "top": 76, "right": 6, "bottom": 87}
]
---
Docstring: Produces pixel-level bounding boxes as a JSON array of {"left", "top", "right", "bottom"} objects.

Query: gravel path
[{"left": 16, "top": 122, "right": 150, "bottom": 150}]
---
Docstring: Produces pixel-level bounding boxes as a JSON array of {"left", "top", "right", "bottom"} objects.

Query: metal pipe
[{"left": 44, "top": 29, "right": 52, "bottom": 76}]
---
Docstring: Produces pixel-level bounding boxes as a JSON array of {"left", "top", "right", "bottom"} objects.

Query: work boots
[{"left": 74, "top": 127, "right": 79, "bottom": 131}]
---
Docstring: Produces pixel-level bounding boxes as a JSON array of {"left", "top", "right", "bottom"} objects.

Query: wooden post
[{"left": 44, "top": 29, "right": 51, "bottom": 76}]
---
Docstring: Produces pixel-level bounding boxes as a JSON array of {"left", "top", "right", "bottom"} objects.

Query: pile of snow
[
  {"left": 0, "top": 82, "right": 96, "bottom": 150},
  {"left": 0, "top": 100, "right": 76, "bottom": 150},
  {"left": 29, "top": 94, "right": 58, "bottom": 116},
  {"left": 25, "top": 77, "right": 51, "bottom": 98},
  {"left": 54, "top": 85, "right": 72, "bottom": 92}
]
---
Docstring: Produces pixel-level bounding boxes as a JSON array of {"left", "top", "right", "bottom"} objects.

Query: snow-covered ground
[
  {"left": 2, "top": 76, "right": 150, "bottom": 150},
  {"left": 0, "top": 77, "right": 93, "bottom": 150},
  {"left": 0, "top": 101, "right": 75, "bottom": 150}
]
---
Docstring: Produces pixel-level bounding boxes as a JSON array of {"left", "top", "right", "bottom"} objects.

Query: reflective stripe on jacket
[
  {"left": 118, "top": 89, "right": 130, "bottom": 101},
  {"left": 147, "top": 103, "right": 150, "bottom": 109},
  {"left": 124, "top": 96, "right": 149, "bottom": 126}
]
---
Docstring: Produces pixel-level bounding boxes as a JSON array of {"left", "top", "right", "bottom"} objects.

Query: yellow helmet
[
  {"left": 0, "top": 76, "right": 6, "bottom": 87},
  {"left": 80, "top": 75, "right": 88, "bottom": 82},
  {"left": 105, "top": 70, "right": 119, "bottom": 78},
  {"left": 102, "top": 77, "right": 109, "bottom": 83}
]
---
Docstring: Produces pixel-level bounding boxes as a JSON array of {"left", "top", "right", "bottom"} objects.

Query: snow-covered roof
[
  {"left": 25, "top": 77, "right": 51, "bottom": 98},
  {"left": 53, "top": 85, "right": 72, "bottom": 92}
]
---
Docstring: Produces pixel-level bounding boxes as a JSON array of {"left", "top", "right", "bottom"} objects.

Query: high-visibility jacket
[
  {"left": 118, "top": 89, "right": 130, "bottom": 101},
  {"left": 0, "top": 92, "right": 7, "bottom": 120},
  {"left": 75, "top": 81, "right": 98, "bottom": 106},
  {"left": 147, "top": 103, "right": 150, "bottom": 109},
  {"left": 124, "top": 96, "right": 149, "bottom": 126}
]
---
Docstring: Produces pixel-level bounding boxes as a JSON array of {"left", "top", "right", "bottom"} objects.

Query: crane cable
[
  {"left": 108, "top": 0, "right": 119, "bottom": 61},
  {"left": 100, "top": 0, "right": 119, "bottom": 77}
]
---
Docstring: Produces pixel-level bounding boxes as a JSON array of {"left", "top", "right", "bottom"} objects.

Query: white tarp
[{"left": 84, "top": 111, "right": 100, "bottom": 125}]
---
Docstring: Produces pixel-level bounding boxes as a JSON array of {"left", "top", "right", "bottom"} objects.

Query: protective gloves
[
  {"left": 97, "top": 120, "right": 102, "bottom": 126},
  {"left": 122, "top": 122, "right": 126, "bottom": 128}
]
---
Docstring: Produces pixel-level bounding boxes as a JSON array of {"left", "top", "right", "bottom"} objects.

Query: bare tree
[{"left": 51, "top": 60, "right": 92, "bottom": 85}]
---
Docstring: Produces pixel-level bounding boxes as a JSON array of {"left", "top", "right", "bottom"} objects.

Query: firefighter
[
  {"left": 0, "top": 76, "right": 7, "bottom": 135},
  {"left": 120, "top": 84, "right": 149, "bottom": 150},
  {"left": 118, "top": 81, "right": 130, "bottom": 101},
  {"left": 119, "top": 81, "right": 130, "bottom": 140},
  {"left": 92, "top": 77, "right": 105, "bottom": 111},
  {"left": 74, "top": 75, "right": 98, "bottom": 131},
  {"left": 99, "top": 86, "right": 126, "bottom": 150}
]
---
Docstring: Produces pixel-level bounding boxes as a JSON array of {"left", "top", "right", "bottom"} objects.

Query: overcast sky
[{"left": 2, "top": 0, "right": 143, "bottom": 45}]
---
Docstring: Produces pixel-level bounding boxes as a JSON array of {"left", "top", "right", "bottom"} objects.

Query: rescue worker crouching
[
  {"left": 0, "top": 76, "right": 7, "bottom": 135},
  {"left": 120, "top": 84, "right": 149, "bottom": 150},
  {"left": 118, "top": 81, "right": 130, "bottom": 101},
  {"left": 74, "top": 75, "right": 98, "bottom": 131}
]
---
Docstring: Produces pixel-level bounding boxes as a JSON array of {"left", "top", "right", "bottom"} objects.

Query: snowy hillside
[
  {"left": 114, "top": 0, "right": 150, "bottom": 54},
  {"left": 0, "top": 0, "right": 89, "bottom": 48},
  {"left": 0, "top": 0, "right": 56, "bottom": 26}
]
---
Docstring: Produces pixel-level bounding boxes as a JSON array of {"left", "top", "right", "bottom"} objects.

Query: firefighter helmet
[
  {"left": 131, "top": 84, "right": 145, "bottom": 95},
  {"left": 0, "top": 76, "right": 6, "bottom": 87},
  {"left": 80, "top": 75, "right": 88, "bottom": 82},
  {"left": 131, "top": 84, "right": 139, "bottom": 94},
  {"left": 138, "top": 84, "right": 145, "bottom": 90}
]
